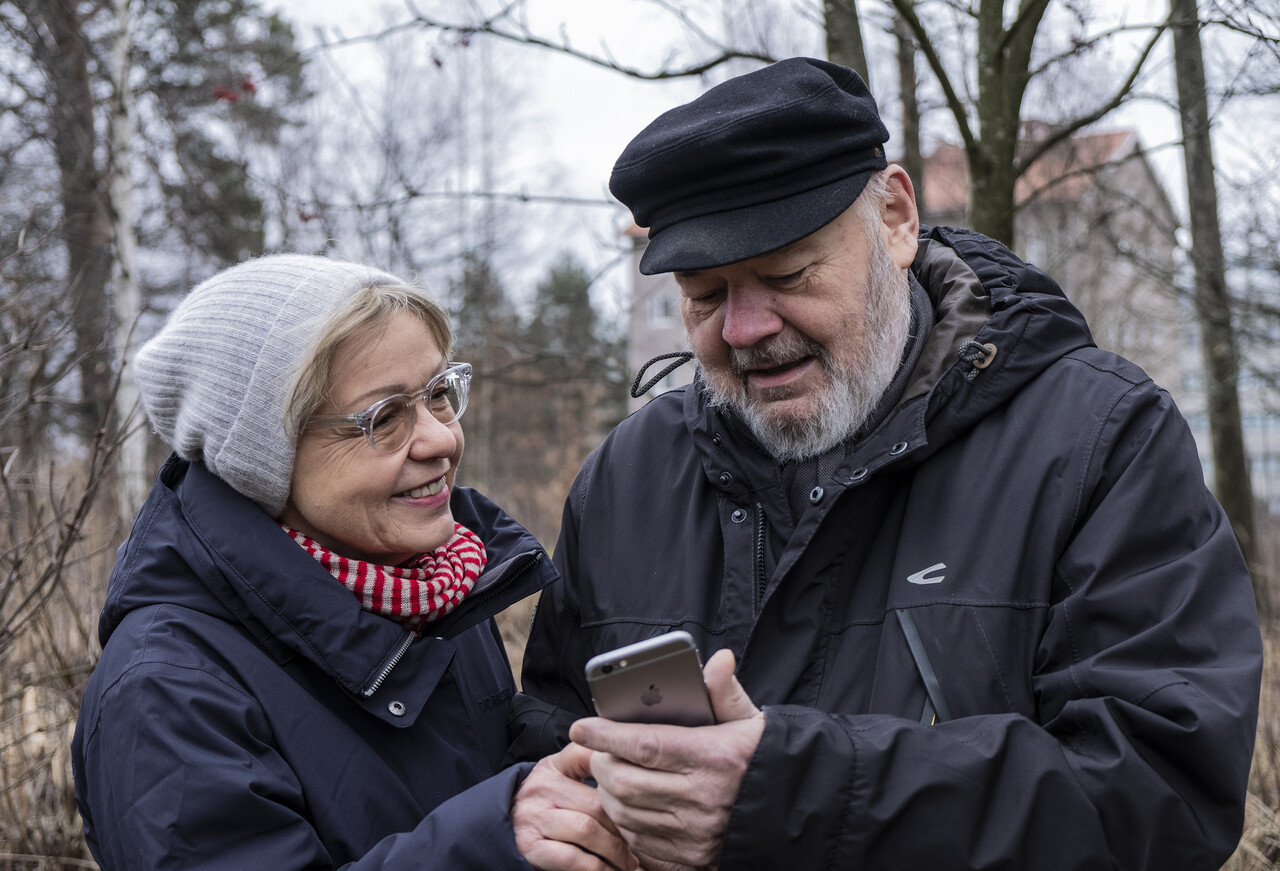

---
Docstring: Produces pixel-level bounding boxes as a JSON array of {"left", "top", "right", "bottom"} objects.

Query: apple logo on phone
[{"left": 641, "top": 684, "right": 663, "bottom": 706}]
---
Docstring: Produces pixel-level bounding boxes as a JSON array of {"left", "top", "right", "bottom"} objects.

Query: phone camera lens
[{"left": 601, "top": 664, "right": 613, "bottom": 674}]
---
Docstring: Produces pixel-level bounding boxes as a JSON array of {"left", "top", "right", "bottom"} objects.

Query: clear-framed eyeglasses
[{"left": 306, "top": 362, "right": 473, "bottom": 454}]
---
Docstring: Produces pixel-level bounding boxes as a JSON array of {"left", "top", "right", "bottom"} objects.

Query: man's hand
[
  {"left": 569, "top": 649, "right": 765, "bottom": 869},
  {"left": 513, "top": 742, "right": 638, "bottom": 871}
]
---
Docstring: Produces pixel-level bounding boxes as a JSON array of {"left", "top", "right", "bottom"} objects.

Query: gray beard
[{"left": 702, "top": 244, "right": 912, "bottom": 462}]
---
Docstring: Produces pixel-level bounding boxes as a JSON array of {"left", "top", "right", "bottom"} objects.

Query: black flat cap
[{"left": 610, "top": 57, "right": 889, "bottom": 275}]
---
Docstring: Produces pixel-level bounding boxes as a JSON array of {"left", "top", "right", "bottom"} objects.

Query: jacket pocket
[{"left": 897, "top": 608, "right": 952, "bottom": 723}]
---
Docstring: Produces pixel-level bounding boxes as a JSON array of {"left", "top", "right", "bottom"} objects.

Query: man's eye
[
  {"left": 768, "top": 269, "right": 805, "bottom": 286},
  {"left": 687, "top": 288, "right": 724, "bottom": 304}
]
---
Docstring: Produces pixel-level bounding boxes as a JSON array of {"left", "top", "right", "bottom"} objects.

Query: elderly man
[{"left": 517, "top": 57, "right": 1262, "bottom": 870}]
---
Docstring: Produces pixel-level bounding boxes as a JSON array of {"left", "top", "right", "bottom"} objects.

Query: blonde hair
[{"left": 285, "top": 283, "right": 453, "bottom": 438}]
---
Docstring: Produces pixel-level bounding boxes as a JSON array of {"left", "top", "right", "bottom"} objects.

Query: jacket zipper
[
  {"left": 753, "top": 502, "right": 767, "bottom": 611},
  {"left": 360, "top": 550, "right": 544, "bottom": 697},
  {"left": 462, "top": 550, "right": 543, "bottom": 613},
  {"left": 363, "top": 630, "right": 415, "bottom": 697}
]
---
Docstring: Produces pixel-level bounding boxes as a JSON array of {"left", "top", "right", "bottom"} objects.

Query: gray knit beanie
[{"left": 134, "top": 253, "right": 405, "bottom": 517}]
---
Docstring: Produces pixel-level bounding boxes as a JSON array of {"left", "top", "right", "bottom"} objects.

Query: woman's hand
[{"left": 513, "top": 742, "right": 638, "bottom": 871}]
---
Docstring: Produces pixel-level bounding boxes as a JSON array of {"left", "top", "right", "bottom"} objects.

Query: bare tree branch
[
  {"left": 394, "top": 0, "right": 774, "bottom": 80},
  {"left": 1014, "top": 19, "right": 1167, "bottom": 178},
  {"left": 890, "top": 0, "right": 978, "bottom": 153}
]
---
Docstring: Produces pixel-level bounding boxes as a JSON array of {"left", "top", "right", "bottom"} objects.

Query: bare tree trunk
[
  {"left": 891, "top": 0, "right": 1049, "bottom": 247},
  {"left": 109, "top": 0, "right": 148, "bottom": 523},
  {"left": 35, "top": 0, "right": 115, "bottom": 444},
  {"left": 967, "top": 0, "right": 1048, "bottom": 247},
  {"left": 894, "top": 6, "right": 924, "bottom": 217},
  {"left": 1169, "top": 0, "right": 1263, "bottom": 609},
  {"left": 824, "top": 0, "right": 869, "bottom": 85}
]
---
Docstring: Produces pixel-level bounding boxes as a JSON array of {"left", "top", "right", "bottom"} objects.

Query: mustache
[{"left": 728, "top": 330, "right": 827, "bottom": 378}]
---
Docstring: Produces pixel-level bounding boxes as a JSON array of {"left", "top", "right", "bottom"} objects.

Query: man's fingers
[
  {"left": 572, "top": 718, "right": 695, "bottom": 769},
  {"left": 587, "top": 753, "right": 730, "bottom": 867},
  {"left": 572, "top": 714, "right": 760, "bottom": 775},
  {"left": 589, "top": 753, "right": 700, "bottom": 812},
  {"left": 635, "top": 859, "right": 701, "bottom": 871},
  {"left": 595, "top": 789, "right": 720, "bottom": 869}
]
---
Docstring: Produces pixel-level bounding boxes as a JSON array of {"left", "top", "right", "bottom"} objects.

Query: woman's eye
[{"left": 370, "top": 406, "right": 404, "bottom": 431}]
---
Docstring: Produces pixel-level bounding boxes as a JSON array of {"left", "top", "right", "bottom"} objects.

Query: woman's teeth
[{"left": 400, "top": 479, "right": 444, "bottom": 498}]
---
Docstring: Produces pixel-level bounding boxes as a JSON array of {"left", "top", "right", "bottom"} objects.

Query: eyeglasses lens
[
  {"left": 366, "top": 370, "right": 468, "bottom": 453},
  {"left": 426, "top": 376, "right": 464, "bottom": 423},
  {"left": 368, "top": 399, "right": 414, "bottom": 453}
]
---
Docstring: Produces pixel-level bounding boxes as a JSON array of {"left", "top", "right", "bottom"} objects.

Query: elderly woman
[{"left": 71, "top": 255, "right": 631, "bottom": 870}]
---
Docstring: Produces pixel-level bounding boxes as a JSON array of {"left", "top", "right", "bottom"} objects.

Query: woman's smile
[{"left": 397, "top": 476, "right": 447, "bottom": 500}]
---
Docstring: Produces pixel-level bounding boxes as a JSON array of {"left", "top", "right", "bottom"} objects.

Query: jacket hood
[
  {"left": 905, "top": 225, "right": 1096, "bottom": 449},
  {"left": 100, "top": 457, "right": 552, "bottom": 695},
  {"left": 681, "top": 225, "right": 1097, "bottom": 492}
]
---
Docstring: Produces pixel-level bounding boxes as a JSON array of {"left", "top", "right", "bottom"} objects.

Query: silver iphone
[{"left": 584, "top": 630, "right": 715, "bottom": 727}]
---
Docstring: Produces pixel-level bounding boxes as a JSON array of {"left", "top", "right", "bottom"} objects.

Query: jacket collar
[{"left": 103, "top": 457, "right": 553, "bottom": 699}]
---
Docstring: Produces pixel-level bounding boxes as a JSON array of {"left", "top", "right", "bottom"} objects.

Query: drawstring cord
[
  {"left": 957, "top": 340, "right": 997, "bottom": 382},
  {"left": 633, "top": 343, "right": 996, "bottom": 394},
  {"left": 631, "top": 351, "right": 696, "bottom": 399}
]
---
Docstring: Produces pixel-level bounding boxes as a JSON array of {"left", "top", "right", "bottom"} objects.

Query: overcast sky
[{"left": 263, "top": 0, "right": 714, "bottom": 298}]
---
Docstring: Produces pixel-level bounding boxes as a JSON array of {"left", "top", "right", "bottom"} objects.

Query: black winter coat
[
  {"left": 519, "top": 227, "right": 1263, "bottom": 870},
  {"left": 73, "top": 456, "right": 556, "bottom": 870}
]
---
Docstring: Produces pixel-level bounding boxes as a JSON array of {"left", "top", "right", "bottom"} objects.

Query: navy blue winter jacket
[{"left": 72, "top": 456, "right": 556, "bottom": 870}]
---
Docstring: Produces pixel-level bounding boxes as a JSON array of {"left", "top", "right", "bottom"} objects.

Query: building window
[
  {"left": 649, "top": 293, "right": 676, "bottom": 327},
  {"left": 1024, "top": 236, "right": 1048, "bottom": 268}
]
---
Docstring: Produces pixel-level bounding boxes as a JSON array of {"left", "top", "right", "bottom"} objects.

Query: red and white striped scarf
[{"left": 281, "top": 523, "right": 487, "bottom": 633}]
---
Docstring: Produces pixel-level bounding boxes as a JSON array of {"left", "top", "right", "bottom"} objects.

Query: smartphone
[{"left": 584, "top": 630, "right": 715, "bottom": 727}]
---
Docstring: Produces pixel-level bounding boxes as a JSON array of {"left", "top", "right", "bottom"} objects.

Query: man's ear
[{"left": 881, "top": 164, "right": 919, "bottom": 270}]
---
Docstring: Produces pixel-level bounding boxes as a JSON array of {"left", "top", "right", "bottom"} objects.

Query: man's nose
[{"left": 721, "top": 286, "right": 783, "bottom": 349}]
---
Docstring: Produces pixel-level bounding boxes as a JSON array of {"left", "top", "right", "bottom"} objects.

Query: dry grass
[
  {"left": 498, "top": 593, "right": 540, "bottom": 690},
  {"left": 1229, "top": 626, "right": 1280, "bottom": 871},
  {"left": 0, "top": 483, "right": 115, "bottom": 870}
]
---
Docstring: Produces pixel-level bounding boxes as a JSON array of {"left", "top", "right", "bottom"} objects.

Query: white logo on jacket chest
[{"left": 907, "top": 563, "right": 947, "bottom": 585}]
